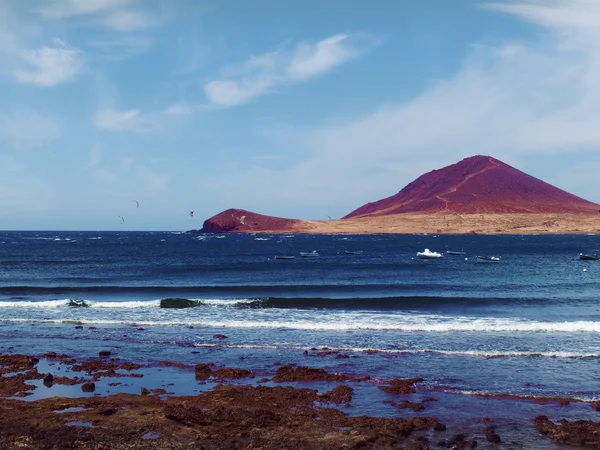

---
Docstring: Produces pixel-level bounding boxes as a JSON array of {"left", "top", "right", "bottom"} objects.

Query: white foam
[
  {"left": 0, "top": 299, "right": 161, "bottom": 309},
  {"left": 3, "top": 315, "right": 600, "bottom": 334},
  {"left": 91, "top": 300, "right": 161, "bottom": 308},
  {"left": 449, "top": 389, "right": 600, "bottom": 402},
  {"left": 0, "top": 299, "right": 74, "bottom": 308}
]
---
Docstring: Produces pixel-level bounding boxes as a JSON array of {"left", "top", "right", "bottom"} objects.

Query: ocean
[{"left": 2, "top": 230, "right": 600, "bottom": 447}]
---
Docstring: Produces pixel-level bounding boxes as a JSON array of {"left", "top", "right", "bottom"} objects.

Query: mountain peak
[{"left": 343, "top": 155, "right": 598, "bottom": 218}]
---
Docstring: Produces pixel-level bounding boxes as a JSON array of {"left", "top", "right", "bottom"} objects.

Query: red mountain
[{"left": 343, "top": 155, "right": 599, "bottom": 218}]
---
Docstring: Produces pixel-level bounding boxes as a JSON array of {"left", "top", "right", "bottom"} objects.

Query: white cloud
[
  {"left": 286, "top": 34, "right": 360, "bottom": 81},
  {"left": 13, "top": 38, "right": 84, "bottom": 87},
  {"left": 39, "top": 0, "right": 160, "bottom": 32},
  {"left": 94, "top": 103, "right": 192, "bottom": 133},
  {"left": 102, "top": 9, "right": 157, "bottom": 31},
  {"left": 39, "top": 0, "right": 135, "bottom": 18},
  {"left": 94, "top": 108, "right": 149, "bottom": 132},
  {"left": 203, "top": 33, "right": 376, "bottom": 107}
]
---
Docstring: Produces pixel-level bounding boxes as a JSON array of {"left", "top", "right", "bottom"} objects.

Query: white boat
[
  {"left": 416, "top": 249, "right": 444, "bottom": 259},
  {"left": 476, "top": 256, "right": 500, "bottom": 263},
  {"left": 300, "top": 250, "right": 319, "bottom": 257},
  {"left": 345, "top": 250, "right": 363, "bottom": 255},
  {"left": 275, "top": 255, "right": 295, "bottom": 260},
  {"left": 446, "top": 250, "right": 466, "bottom": 255}
]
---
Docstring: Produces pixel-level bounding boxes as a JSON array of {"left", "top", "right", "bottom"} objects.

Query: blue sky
[{"left": 1, "top": 0, "right": 599, "bottom": 231}]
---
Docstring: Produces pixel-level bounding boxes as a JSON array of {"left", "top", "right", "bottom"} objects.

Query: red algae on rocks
[
  {"left": 535, "top": 415, "right": 600, "bottom": 448},
  {"left": 272, "top": 365, "right": 355, "bottom": 382},
  {"left": 378, "top": 377, "right": 424, "bottom": 395}
]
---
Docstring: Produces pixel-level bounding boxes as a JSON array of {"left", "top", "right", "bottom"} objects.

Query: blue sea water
[{"left": 2, "top": 230, "right": 600, "bottom": 444}]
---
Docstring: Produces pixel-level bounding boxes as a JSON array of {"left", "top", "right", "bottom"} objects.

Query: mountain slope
[{"left": 344, "top": 155, "right": 599, "bottom": 218}]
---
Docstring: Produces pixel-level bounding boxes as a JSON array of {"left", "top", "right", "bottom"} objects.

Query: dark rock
[
  {"left": 141, "top": 387, "right": 150, "bottom": 395},
  {"left": 81, "top": 382, "right": 95, "bottom": 392},
  {"left": 43, "top": 373, "right": 54, "bottom": 385},
  {"left": 159, "top": 298, "right": 203, "bottom": 308},
  {"left": 485, "top": 426, "right": 501, "bottom": 443},
  {"left": 378, "top": 377, "right": 424, "bottom": 395},
  {"left": 535, "top": 415, "right": 600, "bottom": 447},
  {"left": 213, "top": 334, "right": 227, "bottom": 339},
  {"left": 44, "top": 352, "right": 57, "bottom": 358},
  {"left": 98, "top": 350, "right": 111, "bottom": 357}
]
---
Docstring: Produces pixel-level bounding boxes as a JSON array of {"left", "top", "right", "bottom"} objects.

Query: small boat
[
  {"left": 476, "top": 256, "right": 501, "bottom": 263},
  {"left": 579, "top": 253, "right": 599, "bottom": 261},
  {"left": 446, "top": 250, "right": 466, "bottom": 255},
  {"left": 300, "top": 250, "right": 319, "bottom": 257},
  {"left": 345, "top": 250, "right": 363, "bottom": 255},
  {"left": 275, "top": 255, "right": 295, "bottom": 260},
  {"left": 416, "top": 249, "right": 444, "bottom": 259}
]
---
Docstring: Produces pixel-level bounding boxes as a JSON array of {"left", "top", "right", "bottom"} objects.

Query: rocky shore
[{"left": 2, "top": 352, "right": 600, "bottom": 449}]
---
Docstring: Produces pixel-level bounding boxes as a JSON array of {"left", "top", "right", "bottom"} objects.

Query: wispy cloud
[
  {"left": 89, "top": 35, "right": 155, "bottom": 60},
  {"left": 101, "top": 8, "right": 158, "bottom": 31},
  {"left": 39, "top": 0, "right": 160, "bottom": 32},
  {"left": 87, "top": 142, "right": 102, "bottom": 168},
  {"left": 94, "top": 103, "right": 192, "bottom": 133},
  {"left": 204, "top": 33, "right": 378, "bottom": 107},
  {"left": 39, "top": 0, "right": 135, "bottom": 18},
  {"left": 13, "top": 37, "right": 84, "bottom": 87}
]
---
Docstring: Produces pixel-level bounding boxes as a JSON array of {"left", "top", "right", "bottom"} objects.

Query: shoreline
[
  {"left": 2, "top": 351, "right": 600, "bottom": 449},
  {"left": 198, "top": 213, "right": 600, "bottom": 235}
]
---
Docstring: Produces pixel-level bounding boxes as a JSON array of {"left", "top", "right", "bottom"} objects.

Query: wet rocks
[
  {"left": 319, "top": 385, "right": 353, "bottom": 404},
  {"left": 98, "top": 350, "right": 111, "bottom": 357},
  {"left": 81, "top": 382, "right": 95, "bottom": 392},
  {"left": 378, "top": 377, "right": 424, "bottom": 395},
  {"left": 485, "top": 426, "right": 501, "bottom": 443},
  {"left": 396, "top": 400, "right": 425, "bottom": 412},
  {"left": 194, "top": 363, "right": 254, "bottom": 381},
  {"left": 535, "top": 415, "right": 600, "bottom": 448},
  {"left": 272, "top": 365, "right": 350, "bottom": 382}
]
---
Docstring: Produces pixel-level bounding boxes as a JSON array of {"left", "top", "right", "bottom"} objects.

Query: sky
[{"left": 1, "top": 0, "right": 600, "bottom": 231}]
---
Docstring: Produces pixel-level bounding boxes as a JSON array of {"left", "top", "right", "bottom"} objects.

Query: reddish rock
[
  {"left": 197, "top": 208, "right": 300, "bottom": 233},
  {"left": 378, "top": 377, "right": 424, "bottom": 395},
  {"left": 344, "top": 155, "right": 600, "bottom": 218},
  {"left": 273, "top": 365, "right": 350, "bottom": 382},
  {"left": 535, "top": 415, "right": 600, "bottom": 447},
  {"left": 81, "top": 382, "right": 95, "bottom": 392},
  {"left": 396, "top": 400, "right": 425, "bottom": 412}
]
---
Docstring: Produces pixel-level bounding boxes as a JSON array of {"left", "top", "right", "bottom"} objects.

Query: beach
[
  {"left": 270, "top": 213, "right": 600, "bottom": 235},
  {"left": 3, "top": 230, "right": 600, "bottom": 448}
]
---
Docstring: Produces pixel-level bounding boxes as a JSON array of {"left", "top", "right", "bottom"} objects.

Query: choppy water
[{"left": 2, "top": 230, "right": 600, "bottom": 443}]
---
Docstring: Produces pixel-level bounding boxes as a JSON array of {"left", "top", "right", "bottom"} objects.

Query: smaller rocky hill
[{"left": 197, "top": 208, "right": 300, "bottom": 233}]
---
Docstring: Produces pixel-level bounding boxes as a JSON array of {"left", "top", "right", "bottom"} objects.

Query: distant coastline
[{"left": 193, "top": 213, "right": 600, "bottom": 235}]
